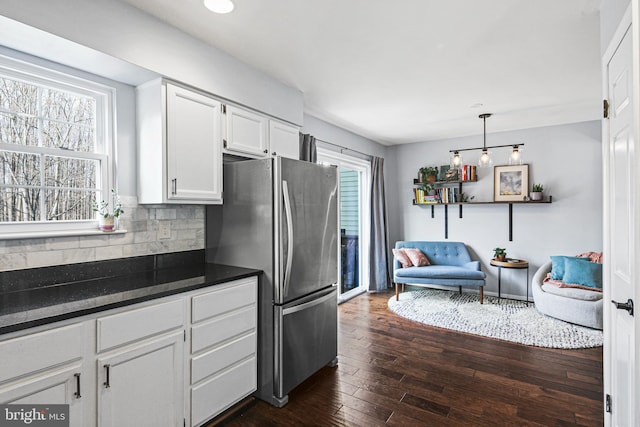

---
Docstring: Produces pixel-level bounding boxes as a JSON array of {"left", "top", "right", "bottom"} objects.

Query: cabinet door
[
  {"left": 166, "top": 83, "right": 222, "bottom": 203},
  {"left": 98, "top": 331, "right": 184, "bottom": 427},
  {"left": 223, "top": 105, "right": 268, "bottom": 157},
  {"left": 0, "top": 363, "right": 84, "bottom": 427},
  {"left": 269, "top": 120, "right": 299, "bottom": 159}
]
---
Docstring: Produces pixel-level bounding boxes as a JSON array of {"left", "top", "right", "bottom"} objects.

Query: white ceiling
[{"left": 118, "top": 0, "right": 602, "bottom": 145}]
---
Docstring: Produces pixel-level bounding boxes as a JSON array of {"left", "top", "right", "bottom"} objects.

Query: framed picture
[{"left": 494, "top": 164, "right": 529, "bottom": 202}]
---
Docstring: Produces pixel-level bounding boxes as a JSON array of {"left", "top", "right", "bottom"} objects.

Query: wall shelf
[{"left": 413, "top": 197, "right": 553, "bottom": 241}]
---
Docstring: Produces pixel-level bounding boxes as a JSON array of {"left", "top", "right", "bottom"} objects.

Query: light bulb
[
  {"left": 478, "top": 149, "right": 493, "bottom": 167},
  {"left": 204, "top": 0, "right": 234, "bottom": 14},
  {"left": 450, "top": 151, "right": 462, "bottom": 168},
  {"left": 509, "top": 145, "right": 523, "bottom": 165}
]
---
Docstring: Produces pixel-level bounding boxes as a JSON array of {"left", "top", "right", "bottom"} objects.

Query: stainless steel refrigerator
[{"left": 206, "top": 156, "right": 339, "bottom": 407}]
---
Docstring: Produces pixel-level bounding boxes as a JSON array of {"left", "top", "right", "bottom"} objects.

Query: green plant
[
  {"left": 419, "top": 166, "right": 439, "bottom": 181},
  {"left": 421, "top": 182, "right": 435, "bottom": 193},
  {"left": 92, "top": 189, "right": 124, "bottom": 218},
  {"left": 532, "top": 183, "right": 544, "bottom": 192},
  {"left": 493, "top": 247, "right": 506, "bottom": 258}
]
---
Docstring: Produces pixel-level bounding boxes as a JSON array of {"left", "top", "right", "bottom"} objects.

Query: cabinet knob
[
  {"left": 272, "top": 151, "right": 277, "bottom": 156},
  {"left": 263, "top": 149, "right": 268, "bottom": 154}
]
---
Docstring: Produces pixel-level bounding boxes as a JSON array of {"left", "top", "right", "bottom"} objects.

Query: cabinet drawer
[
  {"left": 191, "top": 277, "right": 256, "bottom": 323},
  {"left": 0, "top": 323, "right": 83, "bottom": 384},
  {"left": 191, "top": 306, "right": 255, "bottom": 354},
  {"left": 191, "top": 332, "right": 255, "bottom": 385},
  {"left": 191, "top": 357, "right": 256, "bottom": 427},
  {"left": 97, "top": 299, "right": 184, "bottom": 352}
]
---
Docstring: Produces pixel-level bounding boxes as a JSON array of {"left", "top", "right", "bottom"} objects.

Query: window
[{"left": 0, "top": 54, "right": 114, "bottom": 235}]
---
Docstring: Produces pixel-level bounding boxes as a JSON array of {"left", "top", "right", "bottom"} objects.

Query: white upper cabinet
[
  {"left": 269, "top": 120, "right": 299, "bottom": 160},
  {"left": 223, "top": 105, "right": 268, "bottom": 158},
  {"left": 137, "top": 79, "right": 223, "bottom": 204}
]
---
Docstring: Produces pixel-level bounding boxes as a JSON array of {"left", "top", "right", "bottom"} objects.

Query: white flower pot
[
  {"left": 529, "top": 191, "right": 543, "bottom": 201},
  {"left": 98, "top": 215, "right": 116, "bottom": 232}
]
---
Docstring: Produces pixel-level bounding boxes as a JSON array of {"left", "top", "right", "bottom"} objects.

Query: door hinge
[
  {"left": 222, "top": 104, "right": 227, "bottom": 114},
  {"left": 604, "top": 99, "right": 610, "bottom": 119},
  {"left": 223, "top": 139, "right": 227, "bottom": 149},
  {"left": 606, "top": 394, "right": 612, "bottom": 413},
  {"left": 183, "top": 418, "right": 186, "bottom": 427},
  {"left": 183, "top": 330, "right": 186, "bottom": 342}
]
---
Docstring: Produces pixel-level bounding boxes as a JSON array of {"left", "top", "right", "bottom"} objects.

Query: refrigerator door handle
[
  {"left": 282, "top": 180, "right": 294, "bottom": 298},
  {"left": 282, "top": 289, "right": 336, "bottom": 316}
]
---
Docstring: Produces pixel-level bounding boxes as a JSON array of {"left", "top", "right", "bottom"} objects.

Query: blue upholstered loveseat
[{"left": 393, "top": 241, "right": 486, "bottom": 303}]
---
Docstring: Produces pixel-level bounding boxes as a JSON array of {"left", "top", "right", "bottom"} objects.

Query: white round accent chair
[{"left": 532, "top": 261, "right": 603, "bottom": 330}]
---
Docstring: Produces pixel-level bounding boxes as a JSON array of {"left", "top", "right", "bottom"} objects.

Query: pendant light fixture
[
  {"left": 204, "top": 0, "right": 235, "bottom": 14},
  {"left": 477, "top": 113, "right": 493, "bottom": 168},
  {"left": 508, "top": 144, "right": 523, "bottom": 165},
  {"left": 448, "top": 114, "right": 524, "bottom": 169},
  {"left": 450, "top": 150, "right": 463, "bottom": 168}
]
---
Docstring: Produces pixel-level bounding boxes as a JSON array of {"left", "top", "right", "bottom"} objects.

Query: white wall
[
  {"left": 302, "top": 114, "right": 389, "bottom": 159},
  {"left": 0, "top": 0, "right": 303, "bottom": 125},
  {"left": 600, "top": 0, "right": 631, "bottom": 54},
  {"left": 388, "top": 121, "right": 603, "bottom": 300}
]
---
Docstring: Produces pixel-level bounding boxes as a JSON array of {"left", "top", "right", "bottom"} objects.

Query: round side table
[{"left": 489, "top": 259, "right": 529, "bottom": 305}]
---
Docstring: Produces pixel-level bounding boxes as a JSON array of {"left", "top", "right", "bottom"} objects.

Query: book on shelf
[
  {"left": 459, "top": 164, "right": 477, "bottom": 182},
  {"left": 435, "top": 186, "right": 461, "bottom": 203},
  {"left": 413, "top": 188, "right": 440, "bottom": 204}
]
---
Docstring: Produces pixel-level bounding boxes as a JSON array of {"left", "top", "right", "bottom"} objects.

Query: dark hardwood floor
[{"left": 221, "top": 290, "right": 603, "bottom": 426}]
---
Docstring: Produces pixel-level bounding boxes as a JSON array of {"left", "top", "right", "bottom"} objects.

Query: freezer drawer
[{"left": 275, "top": 288, "right": 338, "bottom": 399}]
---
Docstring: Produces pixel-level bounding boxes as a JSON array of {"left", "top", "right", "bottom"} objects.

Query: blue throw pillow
[
  {"left": 563, "top": 257, "right": 603, "bottom": 289},
  {"left": 550, "top": 256, "right": 587, "bottom": 280}
]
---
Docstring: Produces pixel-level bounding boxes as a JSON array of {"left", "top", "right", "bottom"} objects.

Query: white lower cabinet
[
  {"left": 0, "top": 275, "right": 259, "bottom": 427},
  {"left": 0, "top": 323, "right": 85, "bottom": 427},
  {"left": 98, "top": 331, "right": 184, "bottom": 427},
  {"left": 189, "top": 277, "right": 258, "bottom": 427}
]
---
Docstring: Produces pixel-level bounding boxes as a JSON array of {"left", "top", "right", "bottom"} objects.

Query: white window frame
[{"left": 0, "top": 53, "right": 116, "bottom": 239}]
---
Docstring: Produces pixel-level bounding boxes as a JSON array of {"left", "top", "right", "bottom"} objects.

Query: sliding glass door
[{"left": 317, "top": 148, "right": 371, "bottom": 302}]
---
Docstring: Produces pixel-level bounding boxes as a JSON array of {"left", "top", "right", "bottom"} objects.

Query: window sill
[{"left": 0, "top": 229, "right": 127, "bottom": 240}]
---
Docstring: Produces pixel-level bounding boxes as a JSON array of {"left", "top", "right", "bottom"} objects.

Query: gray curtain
[
  {"left": 299, "top": 133, "right": 317, "bottom": 162},
  {"left": 368, "top": 156, "right": 391, "bottom": 291}
]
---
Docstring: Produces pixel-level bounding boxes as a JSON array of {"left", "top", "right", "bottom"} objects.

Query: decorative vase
[
  {"left": 98, "top": 214, "right": 116, "bottom": 232},
  {"left": 496, "top": 254, "right": 507, "bottom": 262},
  {"left": 530, "top": 191, "right": 543, "bottom": 201}
]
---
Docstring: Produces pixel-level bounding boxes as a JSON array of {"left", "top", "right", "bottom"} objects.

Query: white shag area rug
[{"left": 388, "top": 289, "right": 603, "bottom": 349}]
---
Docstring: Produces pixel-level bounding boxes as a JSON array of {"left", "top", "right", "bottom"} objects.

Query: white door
[
  {"left": 166, "top": 83, "right": 223, "bottom": 202},
  {"left": 98, "top": 332, "right": 184, "bottom": 427},
  {"left": 317, "top": 148, "right": 371, "bottom": 302},
  {"left": 603, "top": 11, "right": 637, "bottom": 426}
]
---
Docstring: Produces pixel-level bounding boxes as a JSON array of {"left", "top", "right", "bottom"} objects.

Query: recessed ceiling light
[{"left": 204, "top": 0, "right": 234, "bottom": 14}]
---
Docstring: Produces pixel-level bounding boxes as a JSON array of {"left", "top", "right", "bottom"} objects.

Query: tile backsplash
[{"left": 0, "top": 196, "right": 205, "bottom": 272}]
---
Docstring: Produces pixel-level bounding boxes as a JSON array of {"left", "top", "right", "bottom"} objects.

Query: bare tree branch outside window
[{"left": 0, "top": 74, "right": 103, "bottom": 223}]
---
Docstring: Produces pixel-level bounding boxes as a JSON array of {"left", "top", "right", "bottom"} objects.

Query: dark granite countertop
[{"left": 0, "top": 251, "right": 261, "bottom": 335}]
